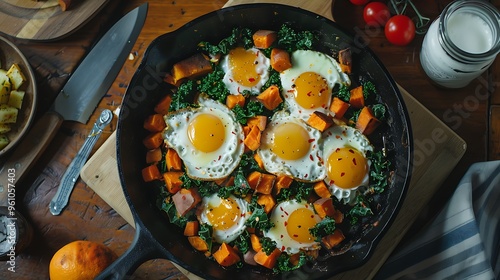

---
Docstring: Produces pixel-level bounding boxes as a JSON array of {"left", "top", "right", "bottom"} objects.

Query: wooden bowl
[{"left": 0, "top": 36, "right": 37, "bottom": 157}]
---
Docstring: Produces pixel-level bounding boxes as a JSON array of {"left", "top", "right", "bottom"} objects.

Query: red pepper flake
[
  {"left": 305, "top": 174, "right": 308, "bottom": 178},
  {"left": 181, "top": 195, "right": 187, "bottom": 201},
  {"left": 293, "top": 234, "right": 299, "bottom": 237},
  {"left": 249, "top": 77, "right": 256, "bottom": 82},
  {"left": 353, "top": 158, "right": 357, "bottom": 165},
  {"left": 308, "top": 138, "right": 315, "bottom": 143},
  {"left": 320, "top": 88, "right": 326, "bottom": 93},
  {"left": 341, "top": 172, "right": 345, "bottom": 177},
  {"left": 281, "top": 246, "right": 286, "bottom": 251},
  {"left": 218, "top": 155, "right": 222, "bottom": 161},
  {"left": 329, "top": 180, "right": 334, "bottom": 185},
  {"left": 284, "top": 221, "right": 288, "bottom": 227},
  {"left": 349, "top": 149, "right": 355, "bottom": 154},
  {"left": 335, "top": 135, "right": 341, "bottom": 139},
  {"left": 307, "top": 91, "right": 312, "bottom": 97},
  {"left": 309, "top": 154, "right": 314, "bottom": 161}
]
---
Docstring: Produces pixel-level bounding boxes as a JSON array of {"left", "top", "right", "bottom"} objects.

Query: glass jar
[{"left": 420, "top": 0, "right": 500, "bottom": 88}]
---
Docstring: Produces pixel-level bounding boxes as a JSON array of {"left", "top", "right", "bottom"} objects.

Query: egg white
[
  {"left": 322, "top": 125, "right": 373, "bottom": 203},
  {"left": 264, "top": 200, "right": 321, "bottom": 254},
  {"left": 220, "top": 47, "right": 271, "bottom": 95},
  {"left": 281, "top": 50, "right": 350, "bottom": 121},
  {"left": 257, "top": 111, "right": 325, "bottom": 182},
  {"left": 198, "top": 194, "right": 250, "bottom": 243},
  {"left": 162, "top": 94, "right": 245, "bottom": 180}
]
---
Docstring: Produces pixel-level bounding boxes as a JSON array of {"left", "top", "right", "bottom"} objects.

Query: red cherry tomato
[
  {"left": 384, "top": 15, "right": 416, "bottom": 46},
  {"left": 350, "top": 0, "right": 370, "bottom": 5},
  {"left": 363, "top": 2, "right": 391, "bottom": 27}
]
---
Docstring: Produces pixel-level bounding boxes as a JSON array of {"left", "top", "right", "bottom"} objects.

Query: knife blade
[{"left": 0, "top": 3, "right": 148, "bottom": 207}]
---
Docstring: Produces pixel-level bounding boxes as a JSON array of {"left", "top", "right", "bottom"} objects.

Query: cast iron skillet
[{"left": 98, "top": 4, "right": 413, "bottom": 280}]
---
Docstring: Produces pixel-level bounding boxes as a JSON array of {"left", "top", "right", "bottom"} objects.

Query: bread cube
[{"left": 6, "top": 63, "right": 26, "bottom": 90}]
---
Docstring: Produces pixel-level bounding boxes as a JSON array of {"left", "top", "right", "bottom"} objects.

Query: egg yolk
[
  {"left": 228, "top": 47, "right": 261, "bottom": 87},
  {"left": 293, "top": 71, "right": 331, "bottom": 109},
  {"left": 326, "top": 147, "right": 368, "bottom": 189},
  {"left": 187, "top": 113, "right": 225, "bottom": 153},
  {"left": 205, "top": 197, "right": 241, "bottom": 230},
  {"left": 271, "top": 122, "right": 311, "bottom": 160},
  {"left": 286, "top": 208, "right": 317, "bottom": 243}
]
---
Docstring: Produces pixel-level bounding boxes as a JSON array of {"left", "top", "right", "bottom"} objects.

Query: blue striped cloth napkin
[{"left": 375, "top": 160, "right": 500, "bottom": 280}]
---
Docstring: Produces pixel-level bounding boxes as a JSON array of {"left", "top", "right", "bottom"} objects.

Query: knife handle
[
  {"left": 49, "top": 109, "right": 112, "bottom": 215},
  {"left": 0, "top": 111, "right": 64, "bottom": 207}
]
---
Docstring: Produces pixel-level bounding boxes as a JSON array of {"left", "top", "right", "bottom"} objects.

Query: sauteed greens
[{"left": 142, "top": 24, "right": 392, "bottom": 273}]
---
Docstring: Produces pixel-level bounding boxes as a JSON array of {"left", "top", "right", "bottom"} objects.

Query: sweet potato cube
[
  {"left": 274, "top": 175, "right": 293, "bottom": 195},
  {"left": 163, "top": 171, "right": 184, "bottom": 194},
  {"left": 154, "top": 94, "right": 173, "bottom": 115},
  {"left": 144, "top": 113, "right": 166, "bottom": 132},
  {"left": 349, "top": 86, "right": 365, "bottom": 109},
  {"left": 307, "top": 111, "right": 333, "bottom": 132},
  {"left": 247, "top": 171, "right": 263, "bottom": 190},
  {"left": 313, "top": 181, "right": 332, "bottom": 198},
  {"left": 247, "top": 115, "right": 267, "bottom": 131},
  {"left": 253, "top": 30, "right": 277, "bottom": 49},
  {"left": 168, "top": 53, "right": 213, "bottom": 85},
  {"left": 146, "top": 148, "right": 162, "bottom": 164},
  {"left": 257, "top": 194, "right": 276, "bottom": 214},
  {"left": 226, "top": 94, "right": 246, "bottom": 109},
  {"left": 143, "top": 132, "right": 164, "bottom": 150},
  {"left": 313, "top": 197, "right": 336, "bottom": 218},
  {"left": 256, "top": 173, "right": 276, "bottom": 195},
  {"left": 321, "top": 229, "right": 345, "bottom": 249},
  {"left": 253, "top": 153, "right": 265, "bottom": 170},
  {"left": 213, "top": 243, "right": 241, "bottom": 267},
  {"left": 166, "top": 148, "right": 183, "bottom": 171},
  {"left": 330, "top": 97, "right": 350, "bottom": 119},
  {"left": 184, "top": 220, "right": 199, "bottom": 237},
  {"left": 257, "top": 85, "right": 283, "bottom": 110},
  {"left": 243, "top": 125, "right": 261, "bottom": 151},
  {"left": 141, "top": 165, "right": 162, "bottom": 182},
  {"left": 356, "top": 106, "right": 381, "bottom": 135}
]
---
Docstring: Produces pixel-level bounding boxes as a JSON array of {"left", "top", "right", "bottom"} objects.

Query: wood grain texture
[
  {"left": 490, "top": 106, "right": 500, "bottom": 160},
  {"left": 0, "top": 0, "right": 110, "bottom": 41}
]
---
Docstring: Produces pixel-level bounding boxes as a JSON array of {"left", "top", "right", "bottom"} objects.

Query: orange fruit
[{"left": 49, "top": 240, "right": 118, "bottom": 280}]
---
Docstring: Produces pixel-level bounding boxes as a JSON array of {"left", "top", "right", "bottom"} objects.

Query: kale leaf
[
  {"left": 260, "top": 236, "right": 277, "bottom": 255},
  {"left": 367, "top": 150, "right": 391, "bottom": 193},
  {"left": 274, "top": 252, "right": 309, "bottom": 272},
  {"left": 198, "top": 66, "right": 229, "bottom": 104},
  {"left": 245, "top": 207, "right": 274, "bottom": 232},
  {"left": 348, "top": 194, "right": 374, "bottom": 225},
  {"left": 309, "top": 216, "right": 336, "bottom": 241},
  {"left": 277, "top": 24, "right": 317, "bottom": 53}
]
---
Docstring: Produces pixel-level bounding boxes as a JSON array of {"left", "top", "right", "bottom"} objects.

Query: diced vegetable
[
  {"left": 253, "top": 153, "right": 265, "bottom": 170},
  {"left": 313, "top": 197, "right": 336, "bottom": 219},
  {"left": 146, "top": 148, "right": 162, "bottom": 164},
  {"left": 274, "top": 175, "right": 293, "bottom": 195},
  {"left": 213, "top": 243, "right": 241, "bottom": 267},
  {"left": 154, "top": 94, "right": 173, "bottom": 115},
  {"left": 255, "top": 173, "right": 276, "bottom": 195},
  {"left": 8, "top": 90, "right": 24, "bottom": 109},
  {"left": 313, "top": 181, "right": 332, "bottom": 198},
  {"left": 247, "top": 171, "right": 262, "bottom": 190},
  {"left": 226, "top": 94, "right": 245, "bottom": 109},
  {"left": 0, "top": 104, "right": 18, "bottom": 124},
  {"left": 6, "top": 63, "right": 26, "bottom": 90},
  {"left": 252, "top": 30, "right": 277, "bottom": 49},
  {"left": 307, "top": 111, "right": 333, "bottom": 132},
  {"left": 143, "top": 132, "right": 164, "bottom": 150},
  {"left": 247, "top": 115, "right": 267, "bottom": 131},
  {"left": 329, "top": 96, "right": 350, "bottom": 119},
  {"left": 243, "top": 125, "right": 261, "bottom": 151},
  {"left": 256, "top": 85, "right": 283, "bottom": 110},
  {"left": 141, "top": 164, "right": 162, "bottom": 182},
  {"left": 270, "top": 48, "right": 292, "bottom": 72},
  {"left": 166, "top": 148, "right": 183, "bottom": 171},
  {"left": 0, "top": 135, "right": 9, "bottom": 150},
  {"left": 165, "top": 53, "right": 213, "bottom": 86},
  {"left": 338, "top": 48, "right": 352, "bottom": 74},
  {"left": 356, "top": 106, "right": 381, "bottom": 135},
  {"left": 0, "top": 124, "right": 11, "bottom": 134},
  {"left": 163, "top": 171, "right": 184, "bottom": 194},
  {"left": 254, "top": 247, "right": 281, "bottom": 269},
  {"left": 144, "top": 113, "right": 166, "bottom": 132},
  {"left": 188, "top": 236, "right": 209, "bottom": 252},
  {"left": 184, "top": 220, "right": 200, "bottom": 237},
  {"left": 349, "top": 86, "right": 365, "bottom": 109},
  {"left": 257, "top": 194, "right": 276, "bottom": 214},
  {"left": 321, "top": 229, "right": 345, "bottom": 249},
  {"left": 250, "top": 234, "right": 262, "bottom": 252}
]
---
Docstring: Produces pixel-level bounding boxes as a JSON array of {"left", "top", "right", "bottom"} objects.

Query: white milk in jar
[{"left": 420, "top": 0, "right": 500, "bottom": 88}]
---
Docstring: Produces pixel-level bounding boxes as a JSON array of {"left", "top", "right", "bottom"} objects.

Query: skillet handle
[{"left": 95, "top": 223, "right": 164, "bottom": 279}]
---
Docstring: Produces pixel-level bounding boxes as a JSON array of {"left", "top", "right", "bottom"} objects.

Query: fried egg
[
  {"left": 322, "top": 125, "right": 373, "bottom": 203},
  {"left": 162, "top": 94, "right": 245, "bottom": 180},
  {"left": 198, "top": 194, "right": 250, "bottom": 243},
  {"left": 281, "top": 50, "right": 350, "bottom": 121},
  {"left": 264, "top": 200, "right": 321, "bottom": 254},
  {"left": 221, "top": 47, "right": 271, "bottom": 95},
  {"left": 257, "top": 111, "right": 325, "bottom": 182}
]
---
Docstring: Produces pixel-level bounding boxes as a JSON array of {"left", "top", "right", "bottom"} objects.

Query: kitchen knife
[{"left": 0, "top": 3, "right": 148, "bottom": 207}]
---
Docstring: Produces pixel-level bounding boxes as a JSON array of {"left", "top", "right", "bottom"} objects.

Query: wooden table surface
[{"left": 1, "top": 0, "right": 499, "bottom": 279}]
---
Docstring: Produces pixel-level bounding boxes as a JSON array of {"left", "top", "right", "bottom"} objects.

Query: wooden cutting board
[
  {"left": 81, "top": 83, "right": 466, "bottom": 279},
  {"left": 0, "top": 0, "right": 110, "bottom": 41}
]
